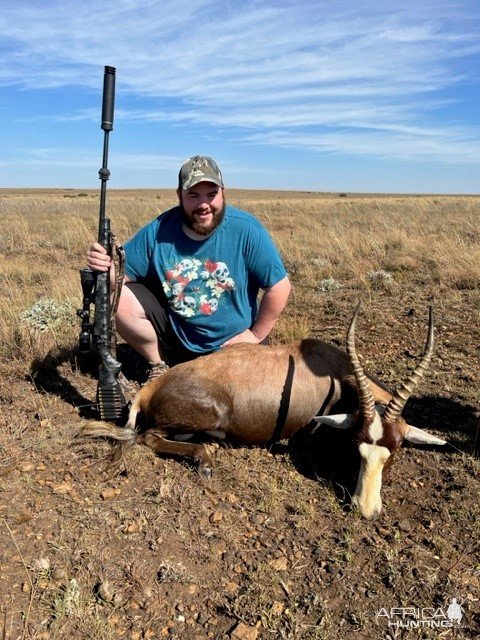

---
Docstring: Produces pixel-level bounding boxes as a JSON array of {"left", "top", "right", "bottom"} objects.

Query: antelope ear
[
  {"left": 313, "top": 414, "right": 353, "bottom": 430},
  {"left": 404, "top": 424, "right": 447, "bottom": 446}
]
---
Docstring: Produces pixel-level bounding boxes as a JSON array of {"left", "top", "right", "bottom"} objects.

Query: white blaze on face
[
  {"left": 368, "top": 411, "right": 384, "bottom": 443},
  {"left": 352, "top": 412, "right": 390, "bottom": 520}
]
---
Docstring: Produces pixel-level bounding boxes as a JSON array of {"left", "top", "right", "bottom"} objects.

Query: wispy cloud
[
  {"left": 0, "top": 0, "right": 479, "bottom": 165},
  {"left": 2, "top": 147, "right": 181, "bottom": 172},
  {"left": 244, "top": 127, "right": 480, "bottom": 163}
]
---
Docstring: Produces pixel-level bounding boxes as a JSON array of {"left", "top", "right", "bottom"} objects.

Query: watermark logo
[{"left": 376, "top": 598, "right": 465, "bottom": 630}]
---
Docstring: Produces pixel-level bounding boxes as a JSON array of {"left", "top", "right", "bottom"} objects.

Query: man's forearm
[{"left": 251, "top": 276, "right": 291, "bottom": 341}]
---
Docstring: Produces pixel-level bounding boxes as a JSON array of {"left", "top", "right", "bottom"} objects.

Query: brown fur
[
  {"left": 113, "top": 339, "right": 394, "bottom": 473},
  {"left": 79, "top": 308, "right": 445, "bottom": 519}
]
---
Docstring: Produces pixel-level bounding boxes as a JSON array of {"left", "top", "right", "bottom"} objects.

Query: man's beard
[{"left": 180, "top": 199, "right": 226, "bottom": 236}]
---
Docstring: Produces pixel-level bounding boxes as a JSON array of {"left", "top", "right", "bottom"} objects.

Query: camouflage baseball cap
[{"left": 179, "top": 155, "right": 224, "bottom": 190}]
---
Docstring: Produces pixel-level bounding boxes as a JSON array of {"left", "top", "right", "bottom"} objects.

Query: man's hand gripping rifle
[{"left": 77, "top": 66, "right": 127, "bottom": 421}]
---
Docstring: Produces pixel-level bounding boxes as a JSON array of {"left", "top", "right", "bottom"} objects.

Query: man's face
[{"left": 179, "top": 181, "right": 225, "bottom": 236}]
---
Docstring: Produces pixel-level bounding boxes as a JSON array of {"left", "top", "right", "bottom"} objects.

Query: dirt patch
[
  {"left": 1, "top": 290, "right": 478, "bottom": 640},
  {"left": 1, "top": 191, "right": 479, "bottom": 638}
]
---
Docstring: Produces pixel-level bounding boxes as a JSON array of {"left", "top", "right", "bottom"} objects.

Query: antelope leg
[{"left": 140, "top": 429, "right": 214, "bottom": 476}]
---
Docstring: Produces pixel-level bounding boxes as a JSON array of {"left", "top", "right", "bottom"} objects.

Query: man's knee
[{"left": 117, "top": 285, "right": 148, "bottom": 321}]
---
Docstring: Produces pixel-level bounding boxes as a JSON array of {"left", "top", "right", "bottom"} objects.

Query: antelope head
[{"left": 315, "top": 304, "right": 446, "bottom": 520}]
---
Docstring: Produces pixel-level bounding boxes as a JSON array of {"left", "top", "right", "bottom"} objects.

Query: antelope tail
[{"left": 78, "top": 421, "right": 138, "bottom": 445}]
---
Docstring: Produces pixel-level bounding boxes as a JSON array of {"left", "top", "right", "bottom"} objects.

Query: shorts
[{"left": 124, "top": 282, "right": 208, "bottom": 366}]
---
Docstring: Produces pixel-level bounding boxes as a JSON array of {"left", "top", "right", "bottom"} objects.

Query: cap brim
[{"left": 182, "top": 175, "right": 224, "bottom": 190}]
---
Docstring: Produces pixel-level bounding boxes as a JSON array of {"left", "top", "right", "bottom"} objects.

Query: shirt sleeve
[
  {"left": 124, "top": 219, "right": 157, "bottom": 281},
  {"left": 243, "top": 221, "right": 287, "bottom": 289}
]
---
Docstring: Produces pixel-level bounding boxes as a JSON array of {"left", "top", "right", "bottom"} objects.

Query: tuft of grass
[
  {"left": 317, "top": 277, "right": 342, "bottom": 293},
  {"left": 367, "top": 269, "right": 394, "bottom": 291},
  {"left": 20, "top": 298, "right": 76, "bottom": 333}
]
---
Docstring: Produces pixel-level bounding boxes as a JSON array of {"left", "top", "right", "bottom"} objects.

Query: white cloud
[
  {"left": 5, "top": 147, "right": 182, "bottom": 172},
  {"left": 0, "top": 0, "right": 479, "bottom": 164},
  {"left": 244, "top": 127, "right": 480, "bottom": 163}
]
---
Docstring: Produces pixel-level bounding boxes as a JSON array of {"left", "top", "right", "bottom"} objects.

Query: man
[{"left": 87, "top": 155, "right": 291, "bottom": 380}]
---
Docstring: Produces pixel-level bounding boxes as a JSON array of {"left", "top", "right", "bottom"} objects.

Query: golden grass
[{"left": 0, "top": 188, "right": 479, "bottom": 361}]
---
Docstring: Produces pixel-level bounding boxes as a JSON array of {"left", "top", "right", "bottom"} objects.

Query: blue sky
[{"left": 1, "top": 0, "right": 479, "bottom": 193}]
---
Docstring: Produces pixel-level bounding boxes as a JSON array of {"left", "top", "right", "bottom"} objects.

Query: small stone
[
  {"left": 230, "top": 622, "right": 260, "bottom": 640},
  {"left": 125, "top": 521, "right": 141, "bottom": 534},
  {"left": 100, "top": 488, "right": 117, "bottom": 500},
  {"left": 271, "top": 601, "right": 284, "bottom": 616},
  {"left": 396, "top": 520, "right": 412, "bottom": 533},
  {"left": 97, "top": 581, "right": 114, "bottom": 603},
  {"left": 33, "top": 558, "right": 50, "bottom": 572},
  {"left": 53, "top": 481, "right": 73, "bottom": 494},
  {"left": 109, "top": 613, "right": 121, "bottom": 626},
  {"left": 269, "top": 556, "right": 288, "bottom": 571},
  {"left": 209, "top": 511, "right": 223, "bottom": 523},
  {"left": 51, "top": 567, "right": 69, "bottom": 584},
  {"left": 113, "top": 593, "right": 123, "bottom": 607}
]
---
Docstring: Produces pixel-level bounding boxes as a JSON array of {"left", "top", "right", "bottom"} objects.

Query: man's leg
[{"left": 116, "top": 283, "right": 167, "bottom": 366}]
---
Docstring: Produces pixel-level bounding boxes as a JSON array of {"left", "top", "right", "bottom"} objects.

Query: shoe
[
  {"left": 117, "top": 371, "right": 136, "bottom": 401},
  {"left": 146, "top": 361, "right": 169, "bottom": 383}
]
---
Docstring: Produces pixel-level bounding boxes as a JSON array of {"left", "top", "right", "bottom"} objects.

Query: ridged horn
[
  {"left": 346, "top": 302, "right": 376, "bottom": 420},
  {"left": 383, "top": 307, "right": 435, "bottom": 423}
]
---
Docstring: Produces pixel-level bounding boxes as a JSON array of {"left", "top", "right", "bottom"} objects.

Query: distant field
[
  {"left": 1, "top": 188, "right": 478, "bottom": 354},
  {"left": 0, "top": 189, "right": 478, "bottom": 639}
]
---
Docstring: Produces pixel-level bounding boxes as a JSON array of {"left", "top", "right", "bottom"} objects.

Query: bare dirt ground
[{"left": 0, "top": 191, "right": 478, "bottom": 639}]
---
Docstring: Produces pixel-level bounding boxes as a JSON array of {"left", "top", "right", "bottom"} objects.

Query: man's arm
[
  {"left": 222, "top": 275, "right": 291, "bottom": 347},
  {"left": 87, "top": 241, "right": 133, "bottom": 287}
]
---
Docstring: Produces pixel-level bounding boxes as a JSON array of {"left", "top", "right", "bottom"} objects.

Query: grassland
[{"left": 0, "top": 189, "right": 479, "bottom": 639}]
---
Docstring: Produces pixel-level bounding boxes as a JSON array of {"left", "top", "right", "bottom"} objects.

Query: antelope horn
[
  {"left": 346, "top": 302, "right": 376, "bottom": 420},
  {"left": 383, "top": 307, "right": 435, "bottom": 423}
]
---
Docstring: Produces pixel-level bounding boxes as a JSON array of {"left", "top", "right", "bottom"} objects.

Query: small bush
[
  {"left": 20, "top": 298, "right": 76, "bottom": 333},
  {"left": 367, "top": 269, "right": 394, "bottom": 291},
  {"left": 317, "top": 277, "right": 342, "bottom": 293}
]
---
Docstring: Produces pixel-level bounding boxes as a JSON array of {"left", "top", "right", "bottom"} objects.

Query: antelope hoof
[{"left": 199, "top": 464, "right": 213, "bottom": 479}]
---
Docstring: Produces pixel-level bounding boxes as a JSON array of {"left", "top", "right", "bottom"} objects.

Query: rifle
[{"left": 77, "top": 65, "right": 127, "bottom": 421}]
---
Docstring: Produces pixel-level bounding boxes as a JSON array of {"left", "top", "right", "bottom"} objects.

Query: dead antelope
[{"left": 81, "top": 304, "right": 446, "bottom": 519}]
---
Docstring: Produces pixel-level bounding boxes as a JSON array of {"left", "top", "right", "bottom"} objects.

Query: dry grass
[
  {"left": 1, "top": 189, "right": 478, "bottom": 358},
  {"left": 0, "top": 188, "right": 479, "bottom": 639}
]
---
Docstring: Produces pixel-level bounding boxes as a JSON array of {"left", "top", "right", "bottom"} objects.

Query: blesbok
[{"left": 81, "top": 304, "right": 446, "bottom": 519}]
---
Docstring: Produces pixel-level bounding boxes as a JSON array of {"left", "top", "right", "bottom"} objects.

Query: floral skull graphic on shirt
[{"left": 162, "top": 257, "right": 236, "bottom": 318}]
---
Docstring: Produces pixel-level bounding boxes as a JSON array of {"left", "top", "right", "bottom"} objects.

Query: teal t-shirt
[{"left": 124, "top": 205, "right": 287, "bottom": 353}]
